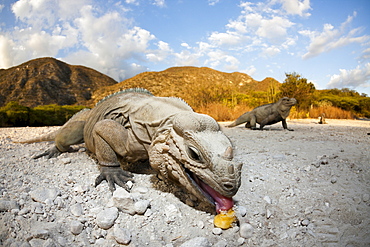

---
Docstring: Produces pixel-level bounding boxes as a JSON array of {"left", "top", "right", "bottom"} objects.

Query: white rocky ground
[{"left": 0, "top": 119, "right": 369, "bottom": 247}]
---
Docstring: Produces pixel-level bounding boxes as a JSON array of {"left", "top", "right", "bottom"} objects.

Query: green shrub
[
  {"left": 0, "top": 102, "right": 87, "bottom": 127},
  {"left": 0, "top": 102, "right": 30, "bottom": 127},
  {"left": 30, "top": 105, "right": 87, "bottom": 126}
]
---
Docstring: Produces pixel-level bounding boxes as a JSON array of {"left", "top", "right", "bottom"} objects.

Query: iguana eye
[{"left": 187, "top": 146, "right": 202, "bottom": 162}]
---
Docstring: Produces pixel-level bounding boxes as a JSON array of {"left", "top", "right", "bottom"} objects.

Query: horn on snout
[{"left": 222, "top": 146, "right": 233, "bottom": 160}]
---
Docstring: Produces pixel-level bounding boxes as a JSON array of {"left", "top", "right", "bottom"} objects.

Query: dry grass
[
  {"left": 308, "top": 106, "right": 354, "bottom": 119},
  {"left": 196, "top": 103, "right": 252, "bottom": 121},
  {"left": 196, "top": 104, "right": 354, "bottom": 121}
]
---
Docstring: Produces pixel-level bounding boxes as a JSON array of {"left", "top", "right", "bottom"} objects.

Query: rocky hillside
[
  {"left": 92, "top": 67, "right": 280, "bottom": 107},
  {"left": 0, "top": 58, "right": 118, "bottom": 107}
]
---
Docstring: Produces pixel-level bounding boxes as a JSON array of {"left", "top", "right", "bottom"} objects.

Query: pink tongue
[{"left": 199, "top": 180, "right": 234, "bottom": 213}]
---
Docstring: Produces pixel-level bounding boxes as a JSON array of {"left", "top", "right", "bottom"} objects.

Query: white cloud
[
  {"left": 2, "top": 0, "right": 167, "bottom": 82},
  {"left": 274, "top": 0, "right": 311, "bottom": 17},
  {"left": 256, "top": 16, "right": 294, "bottom": 44},
  {"left": 125, "top": 0, "right": 138, "bottom": 5},
  {"left": 241, "top": 65, "right": 257, "bottom": 76},
  {"left": 360, "top": 46, "right": 370, "bottom": 61},
  {"left": 146, "top": 41, "right": 173, "bottom": 62},
  {"left": 174, "top": 49, "right": 201, "bottom": 66},
  {"left": 0, "top": 35, "right": 15, "bottom": 68},
  {"left": 205, "top": 50, "right": 240, "bottom": 71},
  {"left": 208, "top": 0, "right": 298, "bottom": 52},
  {"left": 327, "top": 63, "right": 370, "bottom": 89},
  {"left": 263, "top": 46, "right": 281, "bottom": 56},
  {"left": 301, "top": 12, "right": 369, "bottom": 59},
  {"left": 208, "top": 31, "right": 243, "bottom": 46},
  {"left": 208, "top": 0, "right": 220, "bottom": 6},
  {"left": 0, "top": 4, "right": 4, "bottom": 12},
  {"left": 153, "top": 0, "right": 165, "bottom": 7}
]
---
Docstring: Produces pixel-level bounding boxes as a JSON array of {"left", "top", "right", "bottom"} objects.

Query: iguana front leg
[
  {"left": 281, "top": 119, "right": 294, "bottom": 131},
  {"left": 92, "top": 119, "right": 135, "bottom": 192}
]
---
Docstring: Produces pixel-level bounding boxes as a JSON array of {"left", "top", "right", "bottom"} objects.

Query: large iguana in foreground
[
  {"left": 20, "top": 88, "right": 242, "bottom": 213},
  {"left": 228, "top": 97, "right": 297, "bottom": 130}
]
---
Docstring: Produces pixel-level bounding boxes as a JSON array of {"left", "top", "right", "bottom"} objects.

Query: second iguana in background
[
  {"left": 228, "top": 97, "right": 297, "bottom": 130},
  {"left": 19, "top": 88, "right": 242, "bottom": 214}
]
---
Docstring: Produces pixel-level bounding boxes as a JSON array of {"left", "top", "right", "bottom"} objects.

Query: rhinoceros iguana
[
  {"left": 227, "top": 97, "right": 297, "bottom": 130},
  {"left": 20, "top": 88, "right": 242, "bottom": 213}
]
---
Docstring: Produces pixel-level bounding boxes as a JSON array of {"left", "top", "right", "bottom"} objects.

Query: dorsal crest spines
[{"left": 96, "top": 88, "right": 153, "bottom": 106}]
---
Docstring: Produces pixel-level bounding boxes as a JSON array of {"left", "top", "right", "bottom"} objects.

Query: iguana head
[
  {"left": 280, "top": 97, "right": 297, "bottom": 107},
  {"left": 149, "top": 112, "right": 242, "bottom": 213}
]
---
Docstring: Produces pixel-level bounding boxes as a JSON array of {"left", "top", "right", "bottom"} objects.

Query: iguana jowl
[
  {"left": 228, "top": 97, "right": 297, "bottom": 130},
  {"left": 21, "top": 89, "right": 242, "bottom": 213}
]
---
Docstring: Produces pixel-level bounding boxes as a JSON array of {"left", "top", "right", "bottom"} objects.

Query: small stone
[
  {"left": 165, "top": 204, "right": 181, "bottom": 222},
  {"left": 0, "top": 200, "right": 19, "bottom": 212},
  {"left": 70, "top": 203, "right": 83, "bottom": 217},
  {"left": 237, "top": 206, "right": 247, "bottom": 217},
  {"left": 301, "top": 219, "right": 310, "bottom": 226},
  {"left": 266, "top": 208, "right": 272, "bottom": 219},
  {"left": 131, "top": 186, "right": 148, "bottom": 194},
  {"left": 214, "top": 240, "right": 227, "bottom": 247},
  {"left": 353, "top": 196, "right": 362, "bottom": 204},
  {"left": 19, "top": 207, "right": 31, "bottom": 216},
  {"left": 144, "top": 208, "right": 153, "bottom": 217},
  {"left": 96, "top": 207, "right": 119, "bottom": 230},
  {"left": 304, "top": 206, "right": 313, "bottom": 215},
  {"left": 61, "top": 158, "right": 71, "bottom": 164},
  {"left": 180, "top": 237, "right": 211, "bottom": 247},
  {"left": 239, "top": 223, "right": 254, "bottom": 239},
  {"left": 54, "top": 197, "right": 65, "bottom": 209},
  {"left": 126, "top": 181, "right": 133, "bottom": 190},
  {"left": 212, "top": 228, "right": 223, "bottom": 235},
  {"left": 330, "top": 177, "right": 337, "bottom": 184},
  {"left": 197, "top": 221, "right": 205, "bottom": 229},
  {"left": 112, "top": 187, "right": 135, "bottom": 215},
  {"left": 32, "top": 202, "right": 44, "bottom": 214},
  {"left": 74, "top": 185, "right": 88, "bottom": 193},
  {"left": 70, "top": 220, "right": 84, "bottom": 235},
  {"left": 263, "top": 196, "right": 272, "bottom": 204},
  {"left": 29, "top": 229, "right": 50, "bottom": 240},
  {"left": 113, "top": 225, "right": 131, "bottom": 245},
  {"left": 134, "top": 200, "right": 150, "bottom": 215},
  {"left": 29, "top": 187, "right": 60, "bottom": 203},
  {"left": 95, "top": 238, "right": 107, "bottom": 245},
  {"left": 237, "top": 238, "right": 245, "bottom": 245},
  {"left": 362, "top": 194, "right": 370, "bottom": 202}
]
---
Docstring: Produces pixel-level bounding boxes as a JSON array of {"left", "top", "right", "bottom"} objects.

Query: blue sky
[{"left": 1, "top": 0, "right": 370, "bottom": 95}]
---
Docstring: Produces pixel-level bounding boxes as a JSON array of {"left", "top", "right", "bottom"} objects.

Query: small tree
[{"left": 280, "top": 72, "right": 315, "bottom": 110}]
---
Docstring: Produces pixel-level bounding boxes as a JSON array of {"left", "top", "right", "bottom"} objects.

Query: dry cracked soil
[{"left": 0, "top": 119, "right": 369, "bottom": 246}]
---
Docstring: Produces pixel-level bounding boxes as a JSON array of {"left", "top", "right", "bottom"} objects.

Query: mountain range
[{"left": 0, "top": 57, "right": 280, "bottom": 108}]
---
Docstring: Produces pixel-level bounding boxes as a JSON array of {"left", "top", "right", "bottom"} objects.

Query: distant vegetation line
[
  {"left": 0, "top": 58, "right": 369, "bottom": 127},
  {"left": 0, "top": 102, "right": 86, "bottom": 127}
]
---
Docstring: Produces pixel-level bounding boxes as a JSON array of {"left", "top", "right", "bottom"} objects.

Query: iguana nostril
[{"left": 223, "top": 183, "right": 234, "bottom": 190}]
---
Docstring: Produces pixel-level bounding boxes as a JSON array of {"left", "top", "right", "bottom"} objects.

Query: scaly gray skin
[
  {"left": 228, "top": 97, "right": 297, "bottom": 130},
  {"left": 20, "top": 88, "right": 242, "bottom": 213}
]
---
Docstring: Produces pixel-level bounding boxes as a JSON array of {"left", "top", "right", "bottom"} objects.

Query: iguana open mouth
[{"left": 184, "top": 167, "right": 234, "bottom": 213}]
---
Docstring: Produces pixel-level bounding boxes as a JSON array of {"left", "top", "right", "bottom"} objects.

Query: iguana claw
[
  {"left": 95, "top": 166, "right": 134, "bottom": 192},
  {"left": 32, "top": 146, "right": 62, "bottom": 159}
]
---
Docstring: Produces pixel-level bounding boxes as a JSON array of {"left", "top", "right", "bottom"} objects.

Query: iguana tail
[
  {"left": 227, "top": 112, "right": 250, "bottom": 127},
  {"left": 15, "top": 129, "right": 59, "bottom": 143},
  {"left": 15, "top": 108, "right": 91, "bottom": 144}
]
